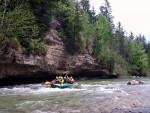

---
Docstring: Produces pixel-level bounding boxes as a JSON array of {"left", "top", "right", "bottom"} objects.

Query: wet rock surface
[{"left": 127, "top": 80, "right": 145, "bottom": 85}]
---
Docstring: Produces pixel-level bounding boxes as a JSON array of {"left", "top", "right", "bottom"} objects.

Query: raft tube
[{"left": 51, "top": 82, "right": 78, "bottom": 88}]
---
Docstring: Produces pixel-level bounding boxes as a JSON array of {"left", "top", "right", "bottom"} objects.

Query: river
[{"left": 0, "top": 78, "right": 150, "bottom": 113}]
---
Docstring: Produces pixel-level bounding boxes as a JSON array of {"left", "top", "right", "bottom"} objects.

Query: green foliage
[
  {"left": 0, "top": 1, "right": 44, "bottom": 54},
  {"left": 80, "top": 0, "right": 90, "bottom": 11},
  {"left": 29, "top": 0, "right": 57, "bottom": 32},
  {"left": 28, "top": 39, "right": 46, "bottom": 55},
  {"left": 93, "top": 14, "right": 111, "bottom": 63},
  {"left": 100, "top": 0, "right": 114, "bottom": 31},
  {"left": 56, "top": 1, "right": 83, "bottom": 54},
  {"left": 1, "top": 2, "right": 39, "bottom": 37},
  {"left": 81, "top": 12, "right": 95, "bottom": 51},
  {"left": 145, "top": 42, "right": 150, "bottom": 66},
  {"left": 127, "top": 41, "right": 149, "bottom": 76},
  {"left": 114, "top": 22, "right": 126, "bottom": 57},
  {"left": 1, "top": 0, "right": 150, "bottom": 76},
  {"left": 112, "top": 52, "right": 128, "bottom": 76},
  {"left": 0, "top": 37, "right": 20, "bottom": 54}
]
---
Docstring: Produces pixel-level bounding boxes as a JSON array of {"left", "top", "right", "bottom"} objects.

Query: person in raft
[
  {"left": 50, "top": 76, "right": 64, "bottom": 84},
  {"left": 64, "top": 76, "right": 69, "bottom": 83},
  {"left": 50, "top": 76, "right": 60, "bottom": 84},
  {"left": 50, "top": 76, "right": 74, "bottom": 84},
  {"left": 64, "top": 76, "right": 75, "bottom": 84},
  {"left": 68, "top": 76, "right": 74, "bottom": 84},
  {"left": 60, "top": 76, "right": 64, "bottom": 85}
]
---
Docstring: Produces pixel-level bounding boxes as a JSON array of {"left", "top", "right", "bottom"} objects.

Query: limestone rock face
[
  {"left": 0, "top": 29, "right": 108, "bottom": 85},
  {"left": 44, "top": 29, "right": 66, "bottom": 71},
  {"left": 43, "top": 29, "right": 100, "bottom": 75}
]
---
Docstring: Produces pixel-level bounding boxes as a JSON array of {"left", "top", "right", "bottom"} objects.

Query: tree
[
  {"left": 93, "top": 14, "right": 111, "bottom": 65},
  {"left": 29, "top": 0, "right": 57, "bottom": 33},
  {"left": 114, "top": 22, "right": 126, "bottom": 57},
  {"left": 81, "top": 11, "right": 95, "bottom": 53},
  {"left": 145, "top": 42, "right": 150, "bottom": 65},
  {"left": 80, "top": 0, "right": 90, "bottom": 13},
  {"left": 100, "top": 0, "right": 114, "bottom": 31},
  {"left": 127, "top": 40, "right": 148, "bottom": 76},
  {"left": 129, "top": 32, "right": 134, "bottom": 40},
  {"left": 72, "top": 1, "right": 83, "bottom": 53},
  {"left": 136, "top": 34, "right": 146, "bottom": 48},
  {"left": 89, "top": 6, "right": 96, "bottom": 23},
  {"left": 80, "top": 0, "right": 96, "bottom": 23},
  {"left": 0, "top": 0, "right": 44, "bottom": 54},
  {"left": 56, "top": 0, "right": 83, "bottom": 54}
]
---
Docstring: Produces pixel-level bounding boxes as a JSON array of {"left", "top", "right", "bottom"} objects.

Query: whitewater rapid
[{"left": 0, "top": 78, "right": 150, "bottom": 113}]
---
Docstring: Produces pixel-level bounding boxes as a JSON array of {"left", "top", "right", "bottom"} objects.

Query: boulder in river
[{"left": 127, "top": 80, "right": 144, "bottom": 85}]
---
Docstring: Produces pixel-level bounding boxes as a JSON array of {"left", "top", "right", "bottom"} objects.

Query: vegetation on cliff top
[{"left": 0, "top": 0, "right": 150, "bottom": 76}]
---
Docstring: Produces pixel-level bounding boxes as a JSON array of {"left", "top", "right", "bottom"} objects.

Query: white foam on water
[
  {"left": 0, "top": 82, "right": 132, "bottom": 96},
  {"left": 31, "top": 110, "right": 47, "bottom": 113},
  {"left": 81, "top": 84, "right": 103, "bottom": 87},
  {"left": 0, "top": 84, "right": 85, "bottom": 96},
  {"left": 16, "top": 100, "right": 46, "bottom": 109},
  {"left": 0, "top": 87, "right": 51, "bottom": 96},
  {"left": 80, "top": 84, "right": 103, "bottom": 89},
  {"left": 80, "top": 83, "right": 128, "bottom": 95},
  {"left": 16, "top": 100, "right": 53, "bottom": 113},
  {"left": 50, "top": 88, "right": 84, "bottom": 91},
  {"left": 99, "top": 86, "right": 120, "bottom": 93},
  {"left": 101, "top": 84, "right": 129, "bottom": 94},
  {"left": 16, "top": 100, "right": 62, "bottom": 113},
  {"left": 31, "top": 110, "right": 56, "bottom": 113},
  {"left": 65, "top": 109, "right": 81, "bottom": 113},
  {"left": 16, "top": 101, "right": 36, "bottom": 107}
]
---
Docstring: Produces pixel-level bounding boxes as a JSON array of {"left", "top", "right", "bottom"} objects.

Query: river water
[{"left": 0, "top": 78, "right": 150, "bottom": 113}]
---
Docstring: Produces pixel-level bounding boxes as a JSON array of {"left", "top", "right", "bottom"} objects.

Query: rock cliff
[{"left": 0, "top": 29, "right": 112, "bottom": 85}]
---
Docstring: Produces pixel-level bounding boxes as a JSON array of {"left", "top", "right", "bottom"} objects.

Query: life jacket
[
  {"left": 69, "top": 79, "right": 74, "bottom": 84},
  {"left": 50, "top": 80, "right": 55, "bottom": 84}
]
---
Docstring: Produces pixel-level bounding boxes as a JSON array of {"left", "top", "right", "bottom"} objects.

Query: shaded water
[{"left": 0, "top": 78, "right": 150, "bottom": 113}]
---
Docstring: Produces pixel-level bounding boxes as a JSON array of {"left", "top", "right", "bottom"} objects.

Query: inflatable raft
[{"left": 51, "top": 82, "right": 78, "bottom": 88}]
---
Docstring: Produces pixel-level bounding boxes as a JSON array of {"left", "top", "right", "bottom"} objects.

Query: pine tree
[
  {"left": 80, "top": 0, "right": 90, "bottom": 13},
  {"left": 129, "top": 32, "right": 134, "bottom": 40},
  {"left": 93, "top": 14, "right": 111, "bottom": 64},
  {"left": 115, "top": 22, "right": 126, "bottom": 56},
  {"left": 0, "top": 0, "right": 44, "bottom": 53},
  {"left": 128, "top": 40, "right": 148, "bottom": 76},
  {"left": 100, "top": 0, "right": 114, "bottom": 31}
]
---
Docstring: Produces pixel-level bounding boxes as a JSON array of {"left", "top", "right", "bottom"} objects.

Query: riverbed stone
[{"left": 127, "top": 80, "right": 144, "bottom": 85}]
